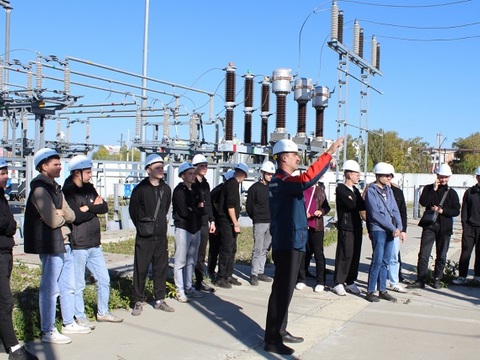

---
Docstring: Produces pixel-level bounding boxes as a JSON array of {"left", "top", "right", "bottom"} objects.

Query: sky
[{"left": 1, "top": 0, "right": 479, "bottom": 150}]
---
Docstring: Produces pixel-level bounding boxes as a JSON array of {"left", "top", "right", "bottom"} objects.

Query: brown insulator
[
  {"left": 244, "top": 76, "right": 254, "bottom": 108},
  {"left": 244, "top": 112, "right": 252, "bottom": 144},
  {"left": 359, "top": 28, "right": 364, "bottom": 59},
  {"left": 376, "top": 43, "right": 381, "bottom": 70},
  {"left": 297, "top": 102, "right": 307, "bottom": 135},
  {"left": 315, "top": 108, "right": 325, "bottom": 138},
  {"left": 261, "top": 117, "right": 268, "bottom": 146},
  {"left": 276, "top": 95, "right": 286, "bottom": 129},
  {"left": 338, "top": 11, "right": 344, "bottom": 44},
  {"left": 225, "top": 108, "right": 234, "bottom": 141},
  {"left": 226, "top": 70, "right": 236, "bottom": 103},
  {"left": 261, "top": 83, "right": 270, "bottom": 112}
]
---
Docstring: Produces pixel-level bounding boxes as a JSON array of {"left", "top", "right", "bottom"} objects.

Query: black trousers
[
  {"left": 417, "top": 227, "right": 451, "bottom": 280},
  {"left": 217, "top": 218, "right": 237, "bottom": 280},
  {"left": 334, "top": 229, "right": 363, "bottom": 285},
  {"left": 298, "top": 229, "right": 326, "bottom": 285},
  {"left": 194, "top": 224, "right": 210, "bottom": 284},
  {"left": 458, "top": 225, "right": 480, "bottom": 277},
  {"left": 0, "top": 252, "right": 18, "bottom": 351},
  {"left": 133, "top": 238, "right": 169, "bottom": 303},
  {"left": 265, "top": 249, "right": 303, "bottom": 344},
  {"left": 207, "top": 231, "right": 221, "bottom": 276}
]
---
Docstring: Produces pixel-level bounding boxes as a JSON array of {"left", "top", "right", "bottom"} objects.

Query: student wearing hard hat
[
  {"left": 24, "top": 148, "right": 89, "bottom": 345},
  {"left": 332, "top": 159, "right": 366, "bottom": 297},
  {"left": 191, "top": 154, "right": 215, "bottom": 293},
  {"left": 63, "top": 155, "right": 123, "bottom": 329},
  {"left": 172, "top": 162, "right": 206, "bottom": 302},
  {"left": 410, "top": 163, "right": 460, "bottom": 289},
  {"left": 452, "top": 166, "right": 480, "bottom": 285},
  {"left": 264, "top": 137, "right": 343, "bottom": 356},
  {"left": 215, "top": 163, "right": 249, "bottom": 289},
  {"left": 0, "top": 159, "right": 38, "bottom": 359},
  {"left": 246, "top": 161, "right": 275, "bottom": 286},
  {"left": 129, "top": 154, "right": 174, "bottom": 315},
  {"left": 364, "top": 162, "right": 403, "bottom": 303}
]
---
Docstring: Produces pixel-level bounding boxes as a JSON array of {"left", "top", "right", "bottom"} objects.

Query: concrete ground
[{"left": 3, "top": 219, "right": 480, "bottom": 360}]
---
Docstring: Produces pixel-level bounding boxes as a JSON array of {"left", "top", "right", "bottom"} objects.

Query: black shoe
[
  {"left": 257, "top": 274, "right": 272, "bottom": 282},
  {"left": 9, "top": 346, "right": 38, "bottom": 360},
  {"left": 365, "top": 292, "right": 380, "bottom": 303},
  {"left": 305, "top": 271, "right": 315, "bottom": 278},
  {"left": 215, "top": 278, "right": 232, "bottom": 289},
  {"left": 227, "top": 276, "right": 242, "bottom": 286},
  {"left": 282, "top": 332, "right": 304, "bottom": 343},
  {"left": 432, "top": 279, "right": 442, "bottom": 289},
  {"left": 196, "top": 281, "right": 215, "bottom": 293},
  {"left": 408, "top": 280, "right": 425, "bottom": 289},
  {"left": 264, "top": 342, "right": 294, "bottom": 355},
  {"left": 250, "top": 275, "right": 259, "bottom": 286},
  {"left": 379, "top": 291, "right": 397, "bottom": 303}
]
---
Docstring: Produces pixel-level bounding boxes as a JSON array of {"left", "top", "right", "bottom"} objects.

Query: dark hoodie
[{"left": 0, "top": 187, "right": 17, "bottom": 253}]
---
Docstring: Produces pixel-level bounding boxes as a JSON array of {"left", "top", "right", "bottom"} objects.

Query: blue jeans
[
  {"left": 367, "top": 231, "right": 394, "bottom": 293},
  {"left": 174, "top": 228, "right": 201, "bottom": 293},
  {"left": 388, "top": 237, "right": 400, "bottom": 286},
  {"left": 73, "top": 247, "right": 111, "bottom": 318},
  {"left": 39, "top": 245, "right": 75, "bottom": 332}
]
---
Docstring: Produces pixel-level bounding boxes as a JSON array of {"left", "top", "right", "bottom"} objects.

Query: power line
[
  {"left": 360, "top": 19, "right": 480, "bottom": 30},
  {"left": 339, "top": 0, "right": 472, "bottom": 8},
  {"left": 377, "top": 34, "right": 480, "bottom": 41}
]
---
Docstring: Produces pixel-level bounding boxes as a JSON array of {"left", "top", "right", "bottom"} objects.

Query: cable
[
  {"left": 377, "top": 34, "right": 480, "bottom": 41},
  {"left": 361, "top": 19, "right": 480, "bottom": 30},
  {"left": 339, "top": 0, "right": 471, "bottom": 8}
]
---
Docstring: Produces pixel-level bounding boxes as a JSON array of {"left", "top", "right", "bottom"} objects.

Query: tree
[{"left": 452, "top": 132, "right": 480, "bottom": 174}]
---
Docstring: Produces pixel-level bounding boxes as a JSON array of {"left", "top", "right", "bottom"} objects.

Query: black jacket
[
  {"left": 246, "top": 181, "right": 270, "bottom": 224},
  {"left": 129, "top": 178, "right": 171, "bottom": 241},
  {"left": 391, "top": 184, "right": 408, "bottom": 232},
  {"left": 0, "top": 188, "right": 16, "bottom": 253},
  {"left": 335, "top": 183, "right": 365, "bottom": 233},
  {"left": 419, "top": 184, "right": 460, "bottom": 236},
  {"left": 63, "top": 176, "right": 108, "bottom": 249},
  {"left": 195, "top": 176, "right": 214, "bottom": 225},
  {"left": 220, "top": 177, "right": 241, "bottom": 222},
  {"left": 172, "top": 182, "right": 206, "bottom": 233},
  {"left": 461, "top": 184, "right": 480, "bottom": 227}
]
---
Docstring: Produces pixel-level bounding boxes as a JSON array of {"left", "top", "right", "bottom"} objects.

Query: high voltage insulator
[
  {"left": 243, "top": 71, "right": 254, "bottom": 144},
  {"left": 224, "top": 62, "right": 236, "bottom": 142},
  {"left": 27, "top": 67, "right": 32, "bottom": 96},
  {"left": 22, "top": 111, "right": 27, "bottom": 138},
  {"left": 293, "top": 78, "right": 312, "bottom": 137},
  {"left": 260, "top": 76, "right": 270, "bottom": 146},
  {"left": 359, "top": 28, "right": 364, "bottom": 59},
  {"left": 64, "top": 63, "right": 70, "bottom": 94},
  {"left": 331, "top": 1, "right": 339, "bottom": 41},
  {"left": 36, "top": 56, "right": 42, "bottom": 89},
  {"left": 272, "top": 68, "right": 292, "bottom": 132},
  {"left": 353, "top": 20, "right": 360, "bottom": 55},
  {"left": 86, "top": 119, "right": 90, "bottom": 144},
  {"left": 135, "top": 108, "right": 141, "bottom": 139},
  {"left": 163, "top": 108, "right": 170, "bottom": 140},
  {"left": 312, "top": 86, "right": 329, "bottom": 140},
  {"left": 371, "top": 36, "right": 377, "bottom": 70},
  {"left": 338, "top": 10, "right": 344, "bottom": 44},
  {"left": 376, "top": 43, "right": 381, "bottom": 70}
]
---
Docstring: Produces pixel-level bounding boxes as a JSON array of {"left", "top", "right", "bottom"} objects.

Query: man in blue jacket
[{"left": 264, "top": 137, "right": 343, "bottom": 356}]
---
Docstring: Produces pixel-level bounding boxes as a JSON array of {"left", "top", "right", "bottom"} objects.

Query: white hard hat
[
  {"left": 34, "top": 148, "right": 59, "bottom": 170},
  {"left": 192, "top": 154, "right": 208, "bottom": 165},
  {"left": 144, "top": 154, "right": 164, "bottom": 169},
  {"left": 69, "top": 155, "right": 93, "bottom": 172},
  {"left": 0, "top": 158, "right": 7, "bottom": 168},
  {"left": 272, "top": 139, "right": 298, "bottom": 155},
  {"left": 235, "top": 162, "right": 249, "bottom": 175},
  {"left": 260, "top": 161, "right": 275, "bottom": 174},
  {"left": 387, "top": 164, "right": 395, "bottom": 178},
  {"left": 475, "top": 166, "right": 480, "bottom": 176},
  {"left": 178, "top": 162, "right": 195, "bottom": 177},
  {"left": 223, "top": 169, "right": 235, "bottom": 180},
  {"left": 373, "top": 162, "right": 392, "bottom": 175},
  {"left": 342, "top": 159, "right": 360, "bottom": 173},
  {"left": 437, "top": 163, "right": 452, "bottom": 176}
]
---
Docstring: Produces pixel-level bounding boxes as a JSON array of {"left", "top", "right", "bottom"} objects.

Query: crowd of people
[{"left": 1, "top": 143, "right": 479, "bottom": 358}]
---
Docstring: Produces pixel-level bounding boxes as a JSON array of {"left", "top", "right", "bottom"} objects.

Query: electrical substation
[{"left": 1, "top": 1, "right": 384, "bottom": 231}]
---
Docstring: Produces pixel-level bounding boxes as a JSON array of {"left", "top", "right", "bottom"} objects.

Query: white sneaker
[
  {"left": 345, "top": 283, "right": 361, "bottom": 295},
  {"left": 41, "top": 328, "right": 72, "bottom": 344},
  {"left": 76, "top": 317, "right": 96, "bottom": 329},
  {"left": 333, "top": 284, "right": 347, "bottom": 296},
  {"left": 176, "top": 291, "right": 189, "bottom": 303},
  {"left": 62, "top": 321, "right": 91, "bottom": 334},
  {"left": 314, "top": 284, "right": 325, "bottom": 293},
  {"left": 452, "top": 277, "right": 469, "bottom": 285},
  {"left": 295, "top": 282, "right": 306, "bottom": 290},
  {"left": 391, "top": 284, "right": 408, "bottom": 293}
]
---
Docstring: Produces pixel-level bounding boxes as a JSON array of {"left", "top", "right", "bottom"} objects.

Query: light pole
[
  {"left": 140, "top": 0, "right": 150, "bottom": 164},
  {"left": 1, "top": 1, "right": 12, "bottom": 151}
]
